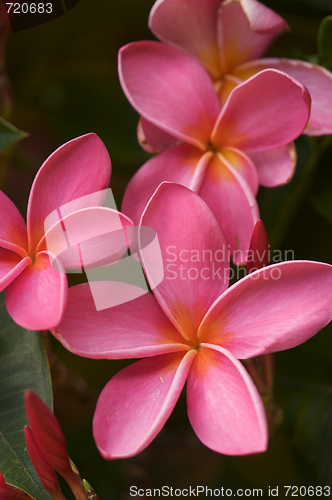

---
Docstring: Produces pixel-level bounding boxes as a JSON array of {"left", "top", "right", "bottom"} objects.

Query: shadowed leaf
[
  {"left": 318, "top": 16, "right": 332, "bottom": 70},
  {"left": 0, "top": 290, "right": 52, "bottom": 500},
  {"left": 0, "top": 117, "right": 27, "bottom": 153}
]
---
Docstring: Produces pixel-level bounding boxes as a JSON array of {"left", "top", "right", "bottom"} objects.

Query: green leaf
[
  {"left": 0, "top": 117, "right": 27, "bottom": 153},
  {"left": 318, "top": 16, "right": 332, "bottom": 70},
  {"left": 0, "top": 290, "right": 53, "bottom": 500}
]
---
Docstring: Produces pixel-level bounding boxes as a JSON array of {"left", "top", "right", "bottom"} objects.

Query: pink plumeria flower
[
  {"left": 0, "top": 133, "right": 132, "bottom": 330},
  {"left": 53, "top": 183, "right": 332, "bottom": 458},
  {"left": 147, "top": 0, "right": 332, "bottom": 137},
  {"left": 119, "top": 41, "right": 310, "bottom": 263}
]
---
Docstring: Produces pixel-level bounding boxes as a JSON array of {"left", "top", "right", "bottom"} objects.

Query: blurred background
[{"left": 1, "top": 0, "right": 332, "bottom": 498}]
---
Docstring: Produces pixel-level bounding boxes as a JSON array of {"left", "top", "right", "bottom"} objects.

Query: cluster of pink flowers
[{"left": 2, "top": 0, "right": 332, "bottom": 477}]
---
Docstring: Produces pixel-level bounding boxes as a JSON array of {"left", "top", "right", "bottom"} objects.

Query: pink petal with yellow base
[
  {"left": 149, "top": 0, "right": 222, "bottom": 78},
  {"left": 93, "top": 350, "right": 196, "bottom": 459},
  {"left": 0, "top": 250, "right": 31, "bottom": 291},
  {"left": 187, "top": 343, "right": 268, "bottom": 455},
  {"left": 118, "top": 41, "right": 220, "bottom": 149},
  {"left": 0, "top": 191, "right": 28, "bottom": 255},
  {"left": 198, "top": 154, "right": 259, "bottom": 264},
  {"left": 27, "top": 133, "right": 112, "bottom": 254},
  {"left": 122, "top": 144, "right": 211, "bottom": 226},
  {"left": 5, "top": 251, "right": 67, "bottom": 330},
  {"left": 199, "top": 261, "right": 332, "bottom": 359},
  {"left": 220, "top": 146, "right": 259, "bottom": 194},
  {"left": 211, "top": 70, "right": 311, "bottom": 152},
  {"left": 217, "top": 0, "right": 288, "bottom": 74},
  {"left": 54, "top": 282, "right": 190, "bottom": 359},
  {"left": 234, "top": 58, "right": 332, "bottom": 136},
  {"left": 140, "top": 182, "right": 229, "bottom": 339}
]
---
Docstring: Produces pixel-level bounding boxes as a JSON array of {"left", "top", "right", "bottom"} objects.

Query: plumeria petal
[
  {"left": 93, "top": 350, "right": 196, "bottom": 459},
  {"left": 234, "top": 58, "right": 332, "bottom": 136},
  {"left": 118, "top": 41, "right": 220, "bottom": 149},
  {"left": 24, "top": 426, "right": 63, "bottom": 498},
  {"left": 138, "top": 117, "right": 181, "bottom": 153},
  {"left": 149, "top": 0, "right": 222, "bottom": 78},
  {"left": 211, "top": 69, "right": 311, "bottom": 152},
  {"left": 24, "top": 391, "right": 71, "bottom": 474},
  {"left": 54, "top": 282, "right": 189, "bottom": 358},
  {"left": 187, "top": 343, "right": 268, "bottom": 455},
  {"left": 0, "top": 191, "right": 28, "bottom": 256},
  {"left": 199, "top": 261, "right": 332, "bottom": 359},
  {"left": 122, "top": 144, "right": 210, "bottom": 226},
  {"left": 246, "top": 219, "right": 269, "bottom": 274},
  {"left": 27, "top": 133, "right": 112, "bottom": 255},
  {"left": 220, "top": 146, "right": 259, "bottom": 195},
  {"left": 198, "top": 154, "right": 259, "bottom": 264},
  {"left": 5, "top": 251, "right": 67, "bottom": 330},
  {"left": 0, "top": 249, "right": 31, "bottom": 291},
  {"left": 217, "top": 0, "right": 289, "bottom": 74},
  {"left": 248, "top": 143, "right": 296, "bottom": 187},
  {"left": 140, "top": 183, "right": 229, "bottom": 341},
  {"left": 24, "top": 391, "right": 85, "bottom": 499}
]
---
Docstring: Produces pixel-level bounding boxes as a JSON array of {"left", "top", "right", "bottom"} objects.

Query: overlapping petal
[
  {"left": 149, "top": 0, "right": 222, "bottom": 78},
  {"left": 140, "top": 183, "right": 229, "bottom": 341},
  {"left": 27, "top": 133, "right": 112, "bottom": 254},
  {"left": 211, "top": 69, "right": 311, "bottom": 152},
  {"left": 122, "top": 144, "right": 210, "bottom": 226},
  {"left": 217, "top": 0, "right": 287, "bottom": 75},
  {"left": 0, "top": 190, "right": 28, "bottom": 256},
  {"left": 24, "top": 426, "right": 62, "bottom": 497},
  {"left": 234, "top": 58, "right": 332, "bottom": 136},
  {"left": 187, "top": 344, "right": 267, "bottom": 455},
  {"left": 93, "top": 350, "right": 196, "bottom": 459},
  {"left": 0, "top": 249, "right": 31, "bottom": 291},
  {"left": 24, "top": 391, "right": 73, "bottom": 479},
  {"left": 5, "top": 251, "right": 67, "bottom": 330},
  {"left": 149, "top": 0, "right": 288, "bottom": 78},
  {"left": 198, "top": 154, "right": 259, "bottom": 264},
  {"left": 248, "top": 143, "right": 296, "bottom": 187},
  {"left": 54, "top": 282, "right": 189, "bottom": 359},
  {"left": 138, "top": 117, "right": 180, "bottom": 153},
  {"left": 199, "top": 261, "right": 332, "bottom": 359},
  {"left": 118, "top": 41, "right": 220, "bottom": 149},
  {"left": 220, "top": 147, "right": 259, "bottom": 194}
]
